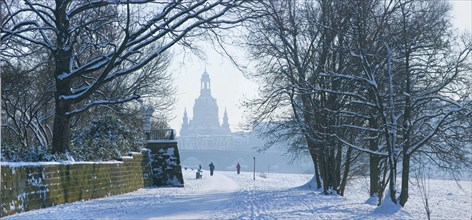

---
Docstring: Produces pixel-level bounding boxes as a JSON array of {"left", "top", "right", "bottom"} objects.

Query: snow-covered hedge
[
  {"left": 1, "top": 144, "right": 54, "bottom": 162},
  {"left": 1, "top": 114, "right": 143, "bottom": 162},
  {"left": 70, "top": 114, "right": 142, "bottom": 161}
]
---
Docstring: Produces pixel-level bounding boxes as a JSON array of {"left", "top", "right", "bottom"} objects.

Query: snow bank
[{"left": 3, "top": 170, "right": 470, "bottom": 219}]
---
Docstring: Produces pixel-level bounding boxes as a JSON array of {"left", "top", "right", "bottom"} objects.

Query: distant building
[
  {"left": 178, "top": 70, "right": 252, "bottom": 151},
  {"left": 177, "top": 70, "right": 312, "bottom": 173},
  {"left": 179, "top": 70, "right": 231, "bottom": 136}
]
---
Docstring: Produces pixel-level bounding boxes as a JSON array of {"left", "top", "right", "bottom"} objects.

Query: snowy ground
[{"left": 3, "top": 169, "right": 471, "bottom": 219}]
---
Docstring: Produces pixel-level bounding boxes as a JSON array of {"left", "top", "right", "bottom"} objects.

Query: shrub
[
  {"left": 1, "top": 144, "right": 54, "bottom": 162},
  {"left": 71, "top": 114, "right": 142, "bottom": 161}
]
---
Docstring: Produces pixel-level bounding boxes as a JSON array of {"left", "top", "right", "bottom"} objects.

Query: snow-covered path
[{"left": 3, "top": 169, "right": 471, "bottom": 219}]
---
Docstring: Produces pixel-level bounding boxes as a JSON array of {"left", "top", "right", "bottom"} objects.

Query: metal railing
[{"left": 144, "top": 129, "right": 175, "bottom": 140}]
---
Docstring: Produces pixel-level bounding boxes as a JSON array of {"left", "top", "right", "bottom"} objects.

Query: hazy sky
[{"left": 168, "top": 1, "right": 472, "bottom": 135}]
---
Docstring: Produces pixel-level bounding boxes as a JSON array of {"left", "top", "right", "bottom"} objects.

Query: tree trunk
[
  {"left": 313, "top": 154, "right": 322, "bottom": 189},
  {"left": 388, "top": 157, "right": 398, "bottom": 204},
  {"left": 370, "top": 154, "right": 380, "bottom": 196},
  {"left": 51, "top": 0, "right": 73, "bottom": 154},
  {"left": 331, "top": 146, "right": 340, "bottom": 192},
  {"left": 400, "top": 153, "right": 411, "bottom": 206},
  {"left": 377, "top": 160, "right": 388, "bottom": 205},
  {"left": 335, "top": 147, "right": 342, "bottom": 189},
  {"left": 369, "top": 118, "right": 380, "bottom": 197},
  {"left": 51, "top": 86, "right": 72, "bottom": 153},
  {"left": 308, "top": 139, "right": 322, "bottom": 189},
  {"left": 339, "top": 146, "right": 352, "bottom": 196},
  {"left": 51, "top": 52, "right": 73, "bottom": 153},
  {"left": 319, "top": 150, "right": 329, "bottom": 194}
]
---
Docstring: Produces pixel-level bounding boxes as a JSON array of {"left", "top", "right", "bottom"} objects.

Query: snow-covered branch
[{"left": 66, "top": 94, "right": 141, "bottom": 116}]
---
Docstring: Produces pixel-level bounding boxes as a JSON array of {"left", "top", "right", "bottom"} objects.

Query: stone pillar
[{"left": 146, "top": 140, "right": 184, "bottom": 187}]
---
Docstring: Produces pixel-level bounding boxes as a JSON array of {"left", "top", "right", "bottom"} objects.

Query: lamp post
[
  {"left": 253, "top": 156, "right": 255, "bottom": 180},
  {"left": 141, "top": 105, "right": 154, "bottom": 141}
]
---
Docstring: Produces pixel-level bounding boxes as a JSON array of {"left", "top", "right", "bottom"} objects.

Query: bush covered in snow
[
  {"left": 1, "top": 114, "right": 143, "bottom": 162},
  {"left": 1, "top": 144, "right": 55, "bottom": 162},
  {"left": 70, "top": 114, "right": 142, "bottom": 161}
]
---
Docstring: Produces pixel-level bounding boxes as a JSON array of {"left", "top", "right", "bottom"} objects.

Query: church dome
[
  {"left": 192, "top": 94, "right": 219, "bottom": 128},
  {"left": 180, "top": 70, "right": 232, "bottom": 136}
]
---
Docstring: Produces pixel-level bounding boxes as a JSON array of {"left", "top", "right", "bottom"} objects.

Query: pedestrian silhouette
[
  {"left": 236, "top": 162, "right": 241, "bottom": 174},
  {"left": 209, "top": 162, "right": 215, "bottom": 176}
]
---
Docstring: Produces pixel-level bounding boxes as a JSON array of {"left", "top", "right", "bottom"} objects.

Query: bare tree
[
  {"left": 1, "top": 47, "right": 55, "bottom": 148},
  {"left": 243, "top": 0, "right": 471, "bottom": 207},
  {"left": 394, "top": 1, "right": 471, "bottom": 206},
  {"left": 244, "top": 0, "right": 358, "bottom": 194},
  {"left": 1, "top": 0, "right": 248, "bottom": 153},
  {"left": 328, "top": 0, "right": 472, "bottom": 206}
]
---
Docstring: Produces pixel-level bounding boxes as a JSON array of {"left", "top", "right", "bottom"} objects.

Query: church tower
[
  {"left": 222, "top": 108, "right": 231, "bottom": 133},
  {"left": 182, "top": 108, "right": 189, "bottom": 126},
  {"left": 180, "top": 108, "right": 189, "bottom": 136},
  {"left": 200, "top": 70, "right": 211, "bottom": 95},
  {"left": 180, "top": 70, "right": 231, "bottom": 136}
]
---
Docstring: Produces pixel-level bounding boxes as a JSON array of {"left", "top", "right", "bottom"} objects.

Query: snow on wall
[
  {"left": 1, "top": 144, "right": 185, "bottom": 217},
  {"left": 1, "top": 151, "right": 152, "bottom": 217},
  {"left": 146, "top": 142, "right": 184, "bottom": 187},
  {"left": 0, "top": 150, "right": 150, "bottom": 217}
]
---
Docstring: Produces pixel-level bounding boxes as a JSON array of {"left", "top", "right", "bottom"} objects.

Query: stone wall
[
  {"left": 146, "top": 140, "right": 184, "bottom": 187},
  {"left": 1, "top": 142, "right": 184, "bottom": 217}
]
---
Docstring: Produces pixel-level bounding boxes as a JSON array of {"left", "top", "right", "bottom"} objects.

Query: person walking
[
  {"left": 236, "top": 162, "right": 241, "bottom": 174},
  {"left": 209, "top": 162, "right": 215, "bottom": 176}
]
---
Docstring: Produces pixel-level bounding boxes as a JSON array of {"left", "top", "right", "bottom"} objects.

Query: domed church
[
  {"left": 178, "top": 70, "right": 249, "bottom": 151},
  {"left": 179, "top": 70, "right": 231, "bottom": 136},
  {"left": 176, "top": 70, "right": 311, "bottom": 173}
]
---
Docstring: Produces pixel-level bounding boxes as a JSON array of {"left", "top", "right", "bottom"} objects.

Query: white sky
[{"left": 167, "top": 1, "right": 472, "bottom": 135}]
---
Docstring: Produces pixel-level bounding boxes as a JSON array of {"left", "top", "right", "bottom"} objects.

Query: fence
[{"left": 144, "top": 129, "right": 175, "bottom": 140}]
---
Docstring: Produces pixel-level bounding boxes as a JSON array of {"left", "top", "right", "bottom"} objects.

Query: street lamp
[{"left": 253, "top": 156, "right": 255, "bottom": 180}]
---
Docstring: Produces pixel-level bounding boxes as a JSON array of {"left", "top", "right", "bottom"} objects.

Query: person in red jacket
[{"left": 236, "top": 162, "right": 241, "bottom": 174}]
